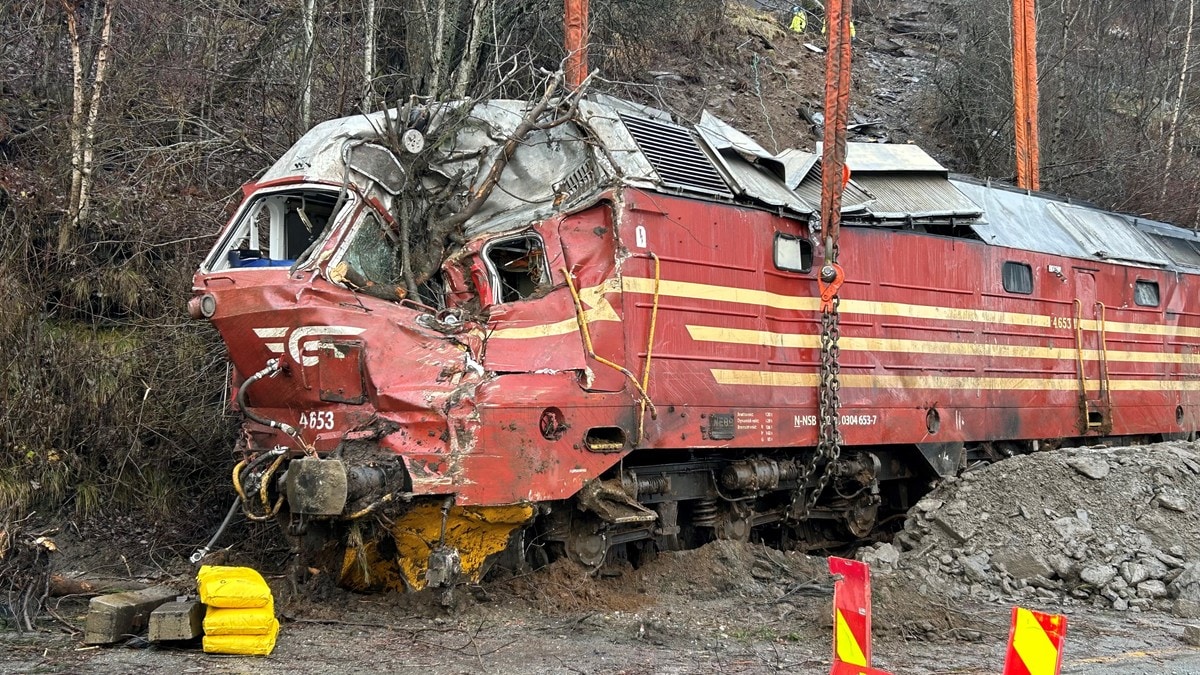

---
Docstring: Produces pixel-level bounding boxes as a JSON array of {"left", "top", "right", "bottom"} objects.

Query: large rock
[
  {"left": 1051, "top": 516, "right": 1093, "bottom": 541},
  {"left": 1068, "top": 456, "right": 1111, "bottom": 480},
  {"left": 1169, "top": 563, "right": 1200, "bottom": 600},
  {"left": 932, "top": 514, "right": 975, "bottom": 543},
  {"left": 860, "top": 543, "right": 901, "bottom": 570},
  {"left": 1080, "top": 565, "right": 1118, "bottom": 587},
  {"left": 1138, "top": 580, "right": 1169, "bottom": 599},
  {"left": 994, "top": 550, "right": 1053, "bottom": 581},
  {"left": 1046, "top": 553, "right": 1077, "bottom": 581},
  {"left": 960, "top": 553, "right": 991, "bottom": 584},
  {"left": 1157, "top": 493, "right": 1191, "bottom": 513},
  {"left": 1120, "top": 561, "right": 1150, "bottom": 585}
]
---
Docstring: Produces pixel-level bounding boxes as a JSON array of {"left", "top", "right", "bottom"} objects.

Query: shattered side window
[
  {"left": 484, "top": 233, "right": 551, "bottom": 304},
  {"left": 208, "top": 188, "right": 340, "bottom": 271},
  {"left": 342, "top": 212, "right": 402, "bottom": 286}
]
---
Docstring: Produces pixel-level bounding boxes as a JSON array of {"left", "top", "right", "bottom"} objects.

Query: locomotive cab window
[
  {"left": 1135, "top": 280, "right": 1160, "bottom": 307},
  {"left": 774, "top": 233, "right": 812, "bottom": 273},
  {"left": 484, "top": 233, "right": 551, "bottom": 304},
  {"left": 209, "top": 188, "right": 340, "bottom": 271},
  {"left": 1002, "top": 261, "right": 1033, "bottom": 294}
]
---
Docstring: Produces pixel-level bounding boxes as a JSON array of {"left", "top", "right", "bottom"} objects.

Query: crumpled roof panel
[
  {"left": 953, "top": 180, "right": 1170, "bottom": 267},
  {"left": 851, "top": 173, "right": 982, "bottom": 220}
]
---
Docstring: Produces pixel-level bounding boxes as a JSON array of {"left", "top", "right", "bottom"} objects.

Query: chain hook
[{"left": 818, "top": 263, "right": 844, "bottom": 314}]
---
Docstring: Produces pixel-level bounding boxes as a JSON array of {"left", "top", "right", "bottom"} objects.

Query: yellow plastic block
[
  {"left": 203, "top": 604, "right": 277, "bottom": 636},
  {"left": 202, "top": 618, "right": 280, "bottom": 656},
  {"left": 197, "top": 565, "right": 273, "bottom": 609}
]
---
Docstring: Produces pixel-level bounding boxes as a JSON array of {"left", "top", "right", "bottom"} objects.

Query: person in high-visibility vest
[
  {"left": 820, "top": 16, "right": 857, "bottom": 40},
  {"left": 789, "top": 6, "right": 807, "bottom": 33}
]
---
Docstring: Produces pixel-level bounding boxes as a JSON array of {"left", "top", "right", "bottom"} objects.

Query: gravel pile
[{"left": 860, "top": 441, "right": 1200, "bottom": 617}]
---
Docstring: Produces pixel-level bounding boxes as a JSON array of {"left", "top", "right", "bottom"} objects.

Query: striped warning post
[
  {"left": 1003, "top": 607, "right": 1068, "bottom": 675},
  {"left": 828, "top": 557, "right": 893, "bottom": 675}
]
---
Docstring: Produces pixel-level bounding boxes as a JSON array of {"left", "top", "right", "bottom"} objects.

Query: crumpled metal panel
[
  {"left": 440, "top": 101, "right": 597, "bottom": 238},
  {"left": 261, "top": 111, "right": 393, "bottom": 184},
  {"left": 955, "top": 180, "right": 1092, "bottom": 258},
  {"left": 800, "top": 142, "right": 979, "bottom": 222},
  {"left": 792, "top": 161, "right": 874, "bottom": 214},
  {"left": 695, "top": 112, "right": 811, "bottom": 214},
  {"left": 1044, "top": 201, "right": 1170, "bottom": 266},
  {"left": 850, "top": 174, "right": 982, "bottom": 221},
  {"left": 1134, "top": 219, "right": 1200, "bottom": 269},
  {"left": 953, "top": 180, "right": 1170, "bottom": 266},
  {"left": 777, "top": 148, "right": 820, "bottom": 190},
  {"left": 619, "top": 113, "right": 733, "bottom": 198},
  {"left": 575, "top": 99, "right": 659, "bottom": 188}
]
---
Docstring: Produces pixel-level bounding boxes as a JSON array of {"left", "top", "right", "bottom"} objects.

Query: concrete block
[
  {"left": 84, "top": 586, "right": 179, "bottom": 644},
  {"left": 149, "top": 600, "right": 204, "bottom": 642}
]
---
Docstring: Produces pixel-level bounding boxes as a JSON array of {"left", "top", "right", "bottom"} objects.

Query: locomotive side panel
[{"left": 613, "top": 189, "right": 1200, "bottom": 457}]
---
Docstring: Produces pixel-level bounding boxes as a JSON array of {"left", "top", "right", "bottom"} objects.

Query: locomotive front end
[{"left": 190, "top": 111, "right": 541, "bottom": 593}]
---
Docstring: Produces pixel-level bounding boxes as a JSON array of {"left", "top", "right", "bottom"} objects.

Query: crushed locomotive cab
[{"left": 192, "top": 91, "right": 1200, "bottom": 594}]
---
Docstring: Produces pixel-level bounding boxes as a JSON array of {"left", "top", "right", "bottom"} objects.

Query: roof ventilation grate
[{"left": 619, "top": 113, "right": 733, "bottom": 198}]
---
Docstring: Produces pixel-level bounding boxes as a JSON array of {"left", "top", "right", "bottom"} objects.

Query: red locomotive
[{"left": 191, "top": 95, "right": 1200, "bottom": 592}]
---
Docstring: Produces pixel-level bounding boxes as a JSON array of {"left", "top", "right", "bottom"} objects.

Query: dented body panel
[{"left": 193, "top": 96, "right": 1200, "bottom": 592}]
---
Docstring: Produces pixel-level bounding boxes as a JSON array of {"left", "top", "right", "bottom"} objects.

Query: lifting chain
[{"left": 790, "top": 250, "right": 845, "bottom": 521}]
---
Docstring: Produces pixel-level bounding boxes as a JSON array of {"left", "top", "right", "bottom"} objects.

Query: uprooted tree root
[{"left": 0, "top": 507, "right": 57, "bottom": 632}]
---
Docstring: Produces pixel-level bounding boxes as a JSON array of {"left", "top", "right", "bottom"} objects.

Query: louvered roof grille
[{"left": 619, "top": 113, "right": 733, "bottom": 198}]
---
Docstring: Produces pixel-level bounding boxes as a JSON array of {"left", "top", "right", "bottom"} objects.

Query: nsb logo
[{"left": 252, "top": 326, "right": 365, "bottom": 366}]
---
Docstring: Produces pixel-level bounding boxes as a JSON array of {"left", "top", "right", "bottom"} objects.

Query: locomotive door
[{"left": 1073, "top": 269, "right": 1111, "bottom": 431}]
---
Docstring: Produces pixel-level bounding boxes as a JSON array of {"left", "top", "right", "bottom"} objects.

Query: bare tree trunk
[
  {"left": 362, "top": 0, "right": 376, "bottom": 110},
  {"left": 61, "top": 0, "right": 84, "bottom": 252},
  {"left": 57, "top": 0, "right": 115, "bottom": 254},
  {"left": 300, "top": 0, "right": 319, "bottom": 131},
  {"left": 452, "top": 0, "right": 492, "bottom": 97},
  {"left": 429, "top": 0, "right": 449, "bottom": 96},
  {"left": 1163, "top": 0, "right": 1195, "bottom": 203},
  {"left": 76, "top": 0, "right": 115, "bottom": 232}
]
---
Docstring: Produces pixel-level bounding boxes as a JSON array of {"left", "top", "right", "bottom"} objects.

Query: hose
[
  {"left": 231, "top": 446, "right": 288, "bottom": 522},
  {"left": 190, "top": 496, "right": 241, "bottom": 564},
  {"left": 237, "top": 359, "right": 316, "bottom": 455}
]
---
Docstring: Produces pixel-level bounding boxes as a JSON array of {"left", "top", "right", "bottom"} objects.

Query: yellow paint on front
[
  {"left": 340, "top": 503, "right": 534, "bottom": 592},
  {"left": 488, "top": 279, "right": 622, "bottom": 339},
  {"left": 686, "top": 325, "right": 1200, "bottom": 366},
  {"left": 1010, "top": 608, "right": 1061, "bottom": 675},
  {"left": 834, "top": 608, "right": 869, "bottom": 667}
]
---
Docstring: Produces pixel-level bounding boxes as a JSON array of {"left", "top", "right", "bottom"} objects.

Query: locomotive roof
[
  {"left": 952, "top": 178, "right": 1200, "bottom": 271},
  {"left": 256, "top": 94, "right": 1200, "bottom": 272}
]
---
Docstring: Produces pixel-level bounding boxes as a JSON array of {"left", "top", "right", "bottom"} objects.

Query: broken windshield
[{"left": 207, "top": 187, "right": 342, "bottom": 272}]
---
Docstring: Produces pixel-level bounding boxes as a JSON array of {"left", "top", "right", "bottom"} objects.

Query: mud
[{"left": 6, "top": 484, "right": 1200, "bottom": 674}]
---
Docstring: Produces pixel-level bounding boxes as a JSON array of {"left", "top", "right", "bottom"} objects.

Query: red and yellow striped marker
[
  {"left": 829, "top": 557, "right": 894, "bottom": 675},
  {"left": 1003, "top": 607, "right": 1068, "bottom": 675}
]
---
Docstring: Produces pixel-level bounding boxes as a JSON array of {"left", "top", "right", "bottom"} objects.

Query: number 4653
[{"left": 299, "top": 411, "right": 334, "bottom": 430}]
